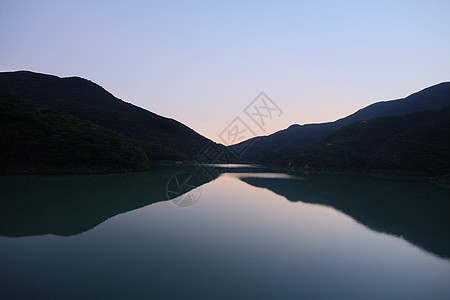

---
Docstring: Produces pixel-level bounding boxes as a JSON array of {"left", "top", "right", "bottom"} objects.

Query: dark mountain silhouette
[
  {"left": 266, "top": 106, "right": 450, "bottom": 175},
  {"left": 0, "top": 71, "right": 223, "bottom": 162},
  {"left": 0, "top": 89, "right": 149, "bottom": 174},
  {"left": 239, "top": 173, "right": 450, "bottom": 258},
  {"left": 231, "top": 82, "right": 450, "bottom": 161}
]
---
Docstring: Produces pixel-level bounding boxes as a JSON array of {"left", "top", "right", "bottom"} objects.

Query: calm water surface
[{"left": 1, "top": 165, "right": 449, "bottom": 299}]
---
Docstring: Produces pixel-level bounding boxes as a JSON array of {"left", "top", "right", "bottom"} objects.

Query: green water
[{"left": 1, "top": 165, "right": 449, "bottom": 299}]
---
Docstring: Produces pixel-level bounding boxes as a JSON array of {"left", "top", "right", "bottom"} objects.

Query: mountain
[
  {"left": 266, "top": 106, "right": 450, "bottom": 175},
  {"left": 0, "top": 89, "right": 149, "bottom": 174},
  {"left": 231, "top": 82, "right": 450, "bottom": 161},
  {"left": 0, "top": 71, "right": 219, "bottom": 162}
]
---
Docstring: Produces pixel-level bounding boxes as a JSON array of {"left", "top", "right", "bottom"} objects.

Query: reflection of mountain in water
[
  {"left": 0, "top": 165, "right": 217, "bottom": 237},
  {"left": 240, "top": 173, "right": 450, "bottom": 259},
  {"left": 3, "top": 163, "right": 449, "bottom": 260}
]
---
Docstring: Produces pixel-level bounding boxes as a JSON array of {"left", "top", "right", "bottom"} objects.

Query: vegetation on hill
[
  {"left": 0, "top": 89, "right": 149, "bottom": 174},
  {"left": 0, "top": 71, "right": 213, "bottom": 161},
  {"left": 232, "top": 82, "right": 450, "bottom": 162},
  {"left": 265, "top": 107, "right": 450, "bottom": 175},
  {"left": 1, "top": 71, "right": 448, "bottom": 175}
]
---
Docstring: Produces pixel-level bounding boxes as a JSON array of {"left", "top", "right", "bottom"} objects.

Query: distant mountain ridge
[
  {"left": 231, "top": 82, "right": 450, "bottom": 161},
  {"left": 0, "top": 71, "right": 219, "bottom": 163},
  {"left": 267, "top": 106, "right": 450, "bottom": 174}
]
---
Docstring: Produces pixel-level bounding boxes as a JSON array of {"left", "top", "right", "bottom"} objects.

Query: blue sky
[{"left": 1, "top": 0, "right": 449, "bottom": 142}]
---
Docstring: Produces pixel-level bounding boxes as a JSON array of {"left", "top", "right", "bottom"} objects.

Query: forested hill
[
  {"left": 0, "top": 71, "right": 215, "bottom": 161},
  {"left": 265, "top": 106, "right": 450, "bottom": 175},
  {"left": 0, "top": 89, "right": 149, "bottom": 174},
  {"left": 231, "top": 82, "right": 450, "bottom": 162}
]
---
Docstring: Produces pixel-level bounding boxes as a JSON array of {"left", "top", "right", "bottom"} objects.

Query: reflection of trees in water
[
  {"left": 2, "top": 165, "right": 448, "bottom": 260},
  {"left": 167, "top": 172, "right": 203, "bottom": 207},
  {"left": 239, "top": 173, "right": 450, "bottom": 259},
  {"left": 0, "top": 165, "right": 217, "bottom": 237}
]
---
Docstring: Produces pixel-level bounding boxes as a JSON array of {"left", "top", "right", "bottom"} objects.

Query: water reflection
[
  {"left": 1, "top": 165, "right": 449, "bottom": 262},
  {"left": 238, "top": 172, "right": 450, "bottom": 259},
  {"left": 1, "top": 165, "right": 450, "bottom": 300},
  {"left": 0, "top": 165, "right": 216, "bottom": 237}
]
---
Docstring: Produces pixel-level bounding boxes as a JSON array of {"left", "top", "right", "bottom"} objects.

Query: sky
[{"left": 1, "top": 0, "right": 450, "bottom": 143}]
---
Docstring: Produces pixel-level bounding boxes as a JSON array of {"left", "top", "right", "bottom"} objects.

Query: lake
[{"left": 1, "top": 164, "right": 450, "bottom": 299}]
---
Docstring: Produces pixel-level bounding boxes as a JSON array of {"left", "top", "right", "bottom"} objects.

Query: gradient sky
[{"left": 1, "top": 0, "right": 449, "bottom": 142}]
